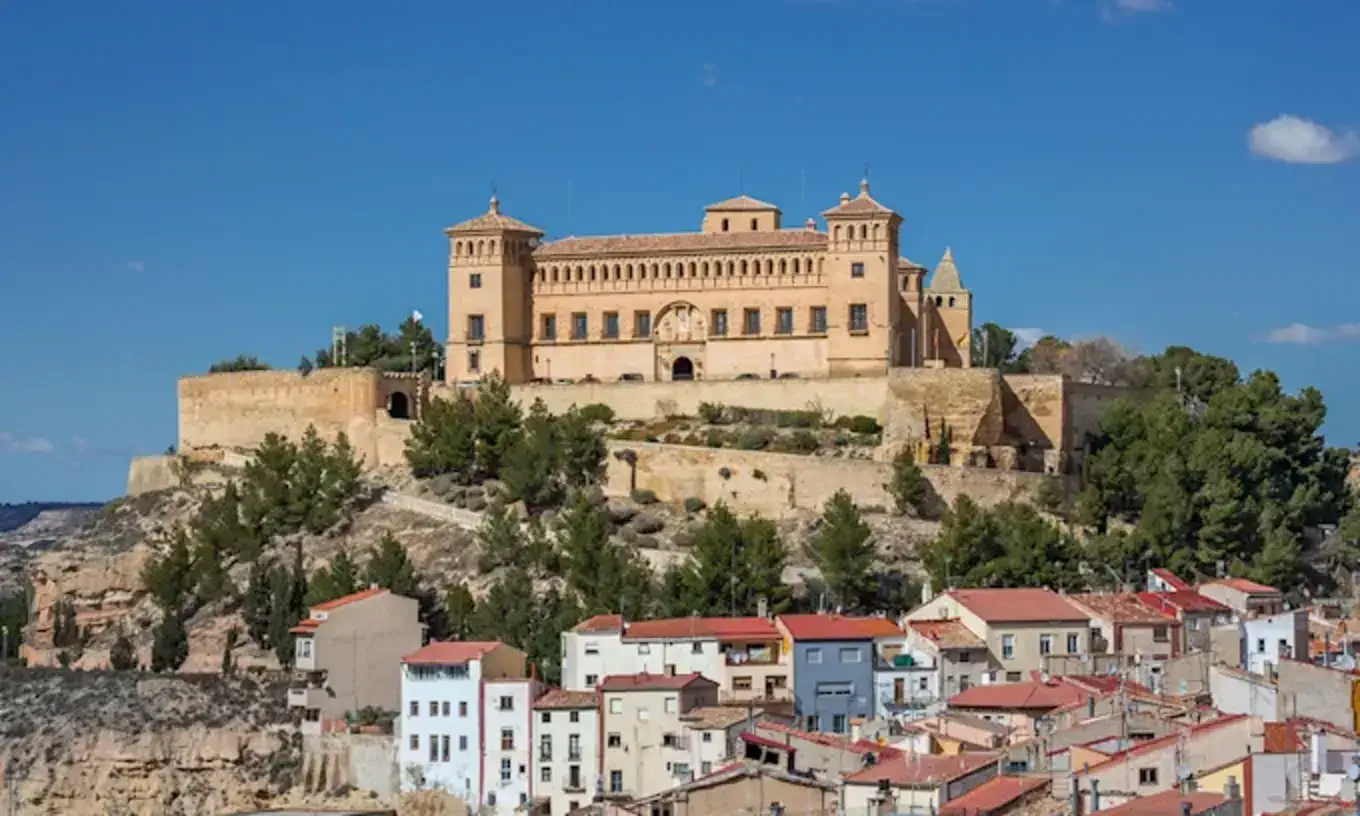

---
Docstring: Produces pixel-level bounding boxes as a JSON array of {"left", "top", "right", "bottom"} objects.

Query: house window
[
  {"left": 701, "top": 761, "right": 712, "bottom": 775},
  {"left": 469, "top": 273, "right": 482, "bottom": 289},
  {"left": 816, "top": 682, "right": 853, "bottom": 696},
  {"left": 441, "top": 735, "right": 450, "bottom": 762},
  {"left": 1189, "top": 618, "right": 1202, "bottom": 631},
  {"left": 1006, "top": 672, "right": 1022, "bottom": 682},
  {"left": 851, "top": 262, "right": 865, "bottom": 278},
  {"left": 500, "top": 696, "right": 514, "bottom": 711},
  {"left": 541, "top": 712, "right": 551, "bottom": 724},
  {"left": 1256, "top": 638, "right": 1266, "bottom": 653},
  {"left": 296, "top": 638, "right": 312, "bottom": 660},
  {"left": 569, "top": 733, "right": 582, "bottom": 759},
  {"left": 607, "top": 733, "right": 622, "bottom": 748},
  {"left": 604, "top": 312, "right": 619, "bottom": 339},
  {"left": 459, "top": 735, "right": 468, "bottom": 751},
  {"left": 468, "top": 350, "right": 480, "bottom": 373},
  {"left": 501, "top": 728, "right": 515, "bottom": 750},
  {"left": 409, "top": 700, "right": 418, "bottom": 717},
  {"left": 733, "top": 676, "right": 753, "bottom": 691},
  {"left": 839, "top": 647, "right": 862, "bottom": 663},
  {"left": 1138, "top": 767, "right": 1158, "bottom": 785},
  {"left": 467, "top": 314, "right": 484, "bottom": 341},
  {"left": 776, "top": 308, "right": 793, "bottom": 335},
  {"left": 459, "top": 701, "right": 468, "bottom": 717},
  {"left": 743, "top": 308, "right": 761, "bottom": 335},
  {"left": 501, "top": 758, "right": 512, "bottom": 783},
  {"left": 1039, "top": 635, "right": 1053, "bottom": 655},
  {"left": 958, "top": 651, "right": 972, "bottom": 663},
  {"left": 410, "top": 733, "right": 419, "bottom": 751},
  {"left": 637, "top": 707, "right": 650, "bottom": 721},
  {"left": 441, "top": 701, "right": 450, "bottom": 716},
  {"left": 664, "top": 697, "right": 677, "bottom": 714},
  {"left": 584, "top": 643, "right": 599, "bottom": 655},
  {"left": 849, "top": 304, "right": 868, "bottom": 332},
  {"left": 691, "top": 642, "right": 703, "bottom": 654},
  {"left": 1002, "top": 635, "right": 1015, "bottom": 659},
  {"left": 832, "top": 714, "right": 848, "bottom": 733},
  {"left": 572, "top": 312, "right": 588, "bottom": 340},
  {"left": 569, "top": 711, "right": 580, "bottom": 724},
  {"left": 609, "top": 698, "right": 623, "bottom": 714},
  {"left": 429, "top": 735, "right": 438, "bottom": 762},
  {"left": 541, "top": 766, "right": 552, "bottom": 783},
  {"left": 635, "top": 311, "right": 652, "bottom": 338},
  {"left": 702, "top": 732, "right": 712, "bottom": 743},
  {"left": 1153, "top": 626, "right": 1169, "bottom": 643},
  {"left": 673, "top": 762, "right": 692, "bottom": 780},
  {"left": 585, "top": 674, "right": 598, "bottom": 687},
  {"left": 638, "top": 644, "right": 651, "bottom": 655},
  {"left": 539, "top": 734, "right": 552, "bottom": 761},
  {"left": 807, "top": 648, "right": 823, "bottom": 664},
  {"left": 429, "top": 701, "right": 438, "bottom": 716},
  {"left": 541, "top": 314, "right": 557, "bottom": 340},
  {"left": 918, "top": 677, "right": 929, "bottom": 691},
  {"left": 488, "top": 792, "right": 498, "bottom": 807},
  {"left": 610, "top": 770, "right": 624, "bottom": 793},
  {"left": 1067, "top": 634, "right": 1080, "bottom": 653},
  {"left": 958, "top": 676, "right": 971, "bottom": 691},
  {"left": 712, "top": 309, "right": 728, "bottom": 336},
  {"left": 810, "top": 307, "right": 827, "bottom": 333}
]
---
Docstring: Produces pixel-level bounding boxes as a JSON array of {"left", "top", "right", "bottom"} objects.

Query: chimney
[
  {"left": 1069, "top": 775, "right": 1082, "bottom": 816},
  {"left": 1224, "top": 775, "right": 1240, "bottom": 801},
  {"left": 758, "top": 596, "right": 769, "bottom": 620},
  {"left": 1087, "top": 696, "right": 1095, "bottom": 718},
  {"left": 1090, "top": 779, "right": 1100, "bottom": 813}
]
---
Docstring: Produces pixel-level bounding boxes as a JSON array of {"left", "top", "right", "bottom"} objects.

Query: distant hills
[{"left": 0, "top": 502, "right": 104, "bottom": 534}]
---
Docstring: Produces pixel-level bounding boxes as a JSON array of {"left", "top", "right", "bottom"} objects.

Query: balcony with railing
[
  {"left": 661, "top": 734, "right": 691, "bottom": 752},
  {"left": 723, "top": 642, "right": 781, "bottom": 667}
]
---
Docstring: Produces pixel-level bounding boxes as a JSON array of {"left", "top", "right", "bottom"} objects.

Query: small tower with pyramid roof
[
  {"left": 820, "top": 177, "right": 905, "bottom": 374},
  {"left": 443, "top": 195, "right": 544, "bottom": 384},
  {"left": 924, "top": 247, "right": 973, "bottom": 368}
]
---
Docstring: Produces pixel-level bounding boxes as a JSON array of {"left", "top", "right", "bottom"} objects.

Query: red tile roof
[
  {"left": 1081, "top": 714, "right": 1248, "bottom": 774},
  {"left": 741, "top": 731, "right": 796, "bottom": 752},
  {"left": 310, "top": 586, "right": 387, "bottom": 612},
  {"left": 1094, "top": 790, "right": 1227, "bottom": 816},
  {"left": 533, "top": 689, "right": 598, "bottom": 710},
  {"left": 908, "top": 619, "right": 986, "bottom": 650},
  {"left": 949, "top": 679, "right": 1092, "bottom": 711},
  {"left": 1202, "top": 577, "right": 1281, "bottom": 595},
  {"left": 402, "top": 641, "right": 502, "bottom": 665},
  {"left": 1071, "top": 593, "right": 1177, "bottom": 625},
  {"left": 845, "top": 752, "right": 998, "bottom": 788},
  {"left": 599, "top": 672, "right": 717, "bottom": 692},
  {"left": 938, "top": 775, "right": 1050, "bottom": 815},
  {"left": 1263, "top": 721, "right": 1306, "bottom": 754},
  {"left": 753, "top": 721, "right": 903, "bottom": 758},
  {"left": 944, "top": 588, "right": 1090, "bottom": 623},
  {"left": 1137, "top": 591, "right": 1230, "bottom": 615},
  {"left": 777, "top": 614, "right": 902, "bottom": 641},
  {"left": 572, "top": 614, "right": 623, "bottom": 633},
  {"left": 624, "top": 616, "right": 779, "bottom": 641},
  {"left": 289, "top": 618, "right": 321, "bottom": 634},
  {"left": 1149, "top": 568, "right": 1193, "bottom": 591}
]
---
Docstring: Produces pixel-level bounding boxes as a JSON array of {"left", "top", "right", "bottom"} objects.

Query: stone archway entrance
[
  {"left": 388, "top": 391, "right": 411, "bottom": 419},
  {"left": 672, "top": 356, "right": 694, "bottom": 381}
]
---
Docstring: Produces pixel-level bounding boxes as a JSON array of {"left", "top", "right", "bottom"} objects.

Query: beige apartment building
[
  {"left": 289, "top": 587, "right": 423, "bottom": 734},
  {"left": 906, "top": 589, "right": 1091, "bottom": 682},
  {"left": 443, "top": 180, "right": 973, "bottom": 384},
  {"left": 599, "top": 673, "right": 720, "bottom": 800}
]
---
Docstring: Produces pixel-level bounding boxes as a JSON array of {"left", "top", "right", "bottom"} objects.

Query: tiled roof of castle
[
  {"left": 402, "top": 641, "right": 502, "bottom": 665},
  {"left": 821, "top": 181, "right": 895, "bottom": 217},
  {"left": 943, "top": 588, "right": 1090, "bottom": 623},
  {"left": 623, "top": 616, "right": 779, "bottom": 641},
  {"left": 705, "top": 194, "right": 780, "bottom": 212},
  {"left": 927, "top": 247, "right": 965, "bottom": 292},
  {"left": 777, "top": 613, "right": 901, "bottom": 641},
  {"left": 444, "top": 198, "right": 543, "bottom": 235},
  {"left": 533, "top": 228, "right": 827, "bottom": 258},
  {"left": 907, "top": 619, "right": 986, "bottom": 650}
]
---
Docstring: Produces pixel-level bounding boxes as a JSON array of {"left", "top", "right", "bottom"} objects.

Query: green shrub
[
  {"left": 887, "top": 448, "right": 929, "bottom": 516},
  {"left": 631, "top": 488, "right": 659, "bottom": 505},
  {"left": 736, "top": 427, "right": 775, "bottom": 451},
  {"left": 684, "top": 497, "right": 706, "bottom": 514},
  {"left": 1035, "top": 476, "right": 1066, "bottom": 514},
  {"left": 662, "top": 432, "right": 683, "bottom": 444},
  {"left": 788, "top": 430, "right": 820, "bottom": 454},
  {"left": 698, "top": 402, "right": 726, "bottom": 424},
  {"left": 704, "top": 429, "right": 729, "bottom": 448},
  {"left": 837, "top": 415, "right": 882, "bottom": 435},
  {"left": 775, "top": 410, "right": 820, "bottom": 429},
  {"left": 579, "top": 403, "right": 616, "bottom": 425}
]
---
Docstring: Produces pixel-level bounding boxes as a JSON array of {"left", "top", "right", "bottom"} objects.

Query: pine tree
[
  {"left": 805, "top": 491, "right": 878, "bottom": 612},
  {"left": 109, "top": 632, "right": 137, "bottom": 671},
  {"left": 306, "top": 549, "right": 361, "bottom": 606},
  {"left": 477, "top": 501, "right": 526, "bottom": 573},
  {"left": 557, "top": 405, "right": 607, "bottom": 487},
  {"left": 151, "top": 614, "right": 188, "bottom": 673},
  {"left": 267, "top": 566, "right": 299, "bottom": 668},
  {"left": 887, "top": 449, "right": 929, "bottom": 516},
  {"left": 404, "top": 391, "right": 477, "bottom": 480},
  {"left": 141, "top": 528, "right": 196, "bottom": 613},
  {"left": 445, "top": 582, "right": 477, "bottom": 640},
  {"left": 241, "top": 432, "right": 298, "bottom": 539},
  {"left": 472, "top": 372, "right": 523, "bottom": 480},
  {"left": 364, "top": 535, "right": 420, "bottom": 597},
  {"left": 242, "top": 559, "right": 273, "bottom": 648},
  {"left": 501, "top": 400, "right": 562, "bottom": 511},
  {"left": 681, "top": 504, "right": 789, "bottom": 617}
]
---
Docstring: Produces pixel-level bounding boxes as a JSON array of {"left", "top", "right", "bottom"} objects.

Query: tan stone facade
[{"left": 443, "top": 182, "right": 973, "bottom": 385}]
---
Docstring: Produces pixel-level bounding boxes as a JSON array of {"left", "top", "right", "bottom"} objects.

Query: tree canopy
[{"left": 310, "top": 317, "right": 440, "bottom": 374}]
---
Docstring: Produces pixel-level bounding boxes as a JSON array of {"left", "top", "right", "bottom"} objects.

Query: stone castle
[{"left": 150, "top": 180, "right": 1136, "bottom": 514}]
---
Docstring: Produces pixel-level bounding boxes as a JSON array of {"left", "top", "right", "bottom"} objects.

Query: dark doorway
[
  {"left": 388, "top": 391, "right": 411, "bottom": 419},
  {"left": 671, "top": 356, "right": 694, "bottom": 381}
]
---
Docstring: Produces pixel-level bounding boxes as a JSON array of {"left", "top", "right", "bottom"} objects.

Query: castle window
[
  {"left": 833, "top": 225, "right": 841, "bottom": 241},
  {"left": 613, "top": 265, "right": 621, "bottom": 280},
  {"left": 469, "top": 273, "right": 482, "bottom": 289},
  {"left": 651, "top": 263, "right": 659, "bottom": 279},
  {"left": 750, "top": 218, "right": 758, "bottom": 231},
  {"left": 851, "top": 262, "right": 865, "bottom": 278},
  {"left": 552, "top": 268, "right": 559, "bottom": 283},
  {"left": 849, "top": 304, "right": 868, "bottom": 333},
  {"left": 726, "top": 261, "right": 734, "bottom": 276},
  {"left": 537, "top": 270, "right": 545, "bottom": 283},
  {"left": 489, "top": 239, "right": 496, "bottom": 253},
  {"left": 468, "top": 350, "right": 481, "bottom": 373},
  {"left": 740, "top": 260, "right": 748, "bottom": 276},
  {"left": 388, "top": 392, "right": 410, "bottom": 420},
  {"left": 935, "top": 296, "right": 943, "bottom": 306},
  {"left": 873, "top": 224, "right": 881, "bottom": 239},
  {"left": 689, "top": 261, "right": 697, "bottom": 277},
  {"left": 541, "top": 314, "right": 557, "bottom": 341},
  {"left": 634, "top": 311, "right": 652, "bottom": 338},
  {"left": 626, "top": 264, "right": 634, "bottom": 280},
  {"left": 575, "top": 267, "right": 584, "bottom": 282},
  {"left": 664, "top": 263, "right": 672, "bottom": 278},
  {"left": 743, "top": 308, "right": 761, "bottom": 335},
  {"left": 721, "top": 218, "right": 729, "bottom": 232},
  {"left": 949, "top": 296, "right": 956, "bottom": 307},
  {"left": 701, "top": 262, "right": 710, "bottom": 277},
  {"left": 790, "top": 258, "right": 799, "bottom": 274},
  {"left": 779, "top": 259, "right": 787, "bottom": 275},
  {"left": 810, "top": 307, "right": 827, "bottom": 334},
  {"left": 776, "top": 308, "right": 793, "bottom": 335},
  {"left": 467, "top": 315, "right": 485, "bottom": 341},
  {"left": 589, "top": 266, "right": 597, "bottom": 282},
  {"left": 858, "top": 225, "right": 867, "bottom": 240},
  {"left": 454, "top": 241, "right": 463, "bottom": 256},
  {"left": 711, "top": 309, "right": 728, "bottom": 337},
  {"left": 571, "top": 312, "right": 588, "bottom": 340},
  {"left": 476, "top": 240, "right": 485, "bottom": 255},
  {"left": 765, "top": 259, "right": 773, "bottom": 275},
  {"left": 604, "top": 312, "right": 620, "bottom": 339}
]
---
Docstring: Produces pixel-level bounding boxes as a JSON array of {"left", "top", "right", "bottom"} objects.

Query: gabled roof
[
  {"left": 1094, "top": 790, "right": 1227, "bottom": 816},
  {"left": 1150, "top": 568, "right": 1193, "bottom": 591},
  {"left": 844, "top": 752, "right": 999, "bottom": 788},
  {"left": 938, "top": 775, "right": 1050, "bottom": 815},
  {"left": 623, "top": 616, "right": 779, "bottom": 641},
  {"left": 533, "top": 689, "right": 598, "bottom": 710},
  {"left": 908, "top": 619, "right": 986, "bottom": 650},
  {"left": 1263, "top": 721, "right": 1307, "bottom": 754},
  {"left": 1137, "top": 590, "right": 1230, "bottom": 615},
  {"left": 948, "top": 679, "right": 1092, "bottom": 712},
  {"left": 444, "top": 197, "right": 544, "bottom": 235},
  {"left": 1070, "top": 593, "right": 1177, "bottom": 625},
  {"left": 599, "top": 672, "right": 717, "bottom": 692},
  {"left": 821, "top": 180, "right": 895, "bottom": 218},
  {"left": 777, "top": 613, "right": 902, "bottom": 641},
  {"left": 572, "top": 614, "right": 623, "bottom": 634},
  {"left": 1201, "top": 577, "right": 1281, "bottom": 595},
  {"left": 631, "top": 759, "right": 838, "bottom": 805},
  {"left": 681, "top": 706, "right": 754, "bottom": 730},
  {"left": 402, "top": 641, "right": 502, "bottom": 666},
  {"left": 942, "top": 588, "right": 1091, "bottom": 624},
  {"left": 1080, "top": 714, "right": 1248, "bottom": 774},
  {"left": 310, "top": 586, "right": 388, "bottom": 613},
  {"left": 705, "top": 194, "right": 780, "bottom": 212}
]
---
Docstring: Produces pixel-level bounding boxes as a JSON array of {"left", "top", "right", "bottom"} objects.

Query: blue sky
[{"left": 2, "top": 0, "right": 1357, "bottom": 502}]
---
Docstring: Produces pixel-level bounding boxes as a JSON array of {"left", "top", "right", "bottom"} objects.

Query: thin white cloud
[
  {"left": 70, "top": 436, "right": 90, "bottom": 453},
  {"left": 0, "top": 432, "right": 55, "bottom": 454},
  {"left": 1248, "top": 115, "right": 1360, "bottom": 165},
  {"left": 126, "top": 260, "right": 145, "bottom": 273},
  {"left": 1258, "top": 323, "right": 1360, "bottom": 345},
  {"left": 700, "top": 64, "right": 719, "bottom": 88},
  {"left": 1010, "top": 328, "right": 1047, "bottom": 350},
  {"left": 1116, "top": 0, "right": 1171, "bottom": 11}
]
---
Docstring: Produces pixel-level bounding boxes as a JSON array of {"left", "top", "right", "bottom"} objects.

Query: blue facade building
[{"left": 777, "top": 613, "right": 904, "bottom": 733}]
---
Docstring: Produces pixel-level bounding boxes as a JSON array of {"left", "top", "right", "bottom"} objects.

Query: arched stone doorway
[
  {"left": 388, "top": 391, "right": 411, "bottom": 419},
  {"left": 672, "top": 356, "right": 695, "bottom": 381}
]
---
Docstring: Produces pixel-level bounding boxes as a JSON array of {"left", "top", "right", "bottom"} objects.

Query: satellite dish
[
  {"left": 1177, "top": 763, "right": 1191, "bottom": 782},
  {"left": 1349, "top": 762, "right": 1360, "bottom": 782}
]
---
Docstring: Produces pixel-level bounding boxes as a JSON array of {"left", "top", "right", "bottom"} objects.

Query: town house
[
  {"left": 776, "top": 613, "right": 903, "bottom": 733},
  {"left": 904, "top": 618, "right": 989, "bottom": 706},
  {"left": 599, "top": 673, "right": 720, "bottom": 800},
  {"left": 483, "top": 676, "right": 546, "bottom": 812},
  {"left": 532, "top": 689, "right": 599, "bottom": 816},
  {"left": 287, "top": 587, "right": 422, "bottom": 734},
  {"left": 1070, "top": 593, "right": 1181, "bottom": 663},
  {"left": 1136, "top": 590, "right": 1232, "bottom": 655},
  {"left": 560, "top": 614, "right": 624, "bottom": 691},
  {"left": 841, "top": 752, "right": 1000, "bottom": 814}
]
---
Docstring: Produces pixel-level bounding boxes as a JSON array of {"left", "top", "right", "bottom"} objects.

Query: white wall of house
[
  {"left": 873, "top": 637, "right": 939, "bottom": 720},
  {"left": 399, "top": 661, "right": 481, "bottom": 805},
  {"left": 561, "top": 631, "right": 625, "bottom": 691},
  {"left": 1242, "top": 610, "right": 1308, "bottom": 676},
  {"left": 482, "top": 679, "right": 542, "bottom": 814},
  {"left": 535, "top": 706, "right": 600, "bottom": 816},
  {"left": 1208, "top": 666, "right": 1279, "bottom": 720}
]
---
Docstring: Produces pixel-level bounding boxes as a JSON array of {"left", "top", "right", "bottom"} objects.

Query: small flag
[{"left": 412, "top": 309, "right": 423, "bottom": 323}]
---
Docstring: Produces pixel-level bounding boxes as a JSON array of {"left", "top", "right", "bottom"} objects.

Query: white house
[
  {"left": 561, "top": 614, "right": 625, "bottom": 692},
  {"left": 398, "top": 640, "right": 529, "bottom": 813},
  {"left": 533, "top": 689, "right": 600, "bottom": 816},
  {"left": 484, "top": 676, "right": 545, "bottom": 813},
  {"left": 1241, "top": 609, "right": 1309, "bottom": 677},
  {"left": 679, "top": 705, "right": 756, "bottom": 780},
  {"left": 872, "top": 631, "right": 940, "bottom": 721}
]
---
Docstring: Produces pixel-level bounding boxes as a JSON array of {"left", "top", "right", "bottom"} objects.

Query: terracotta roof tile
[
  {"left": 705, "top": 194, "right": 780, "bottom": 212},
  {"left": 1263, "top": 721, "right": 1306, "bottom": 754},
  {"left": 938, "top": 775, "right": 1050, "bottom": 815},
  {"left": 310, "top": 586, "right": 387, "bottom": 613},
  {"left": 533, "top": 689, "right": 598, "bottom": 710},
  {"left": 1136, "top": 590, "right": 1230, "bottom": 614},
  {"left": 572, "top": 614, "right": 623, "bottom": 634},
  {"left": 778, "top": 613, "right": 902, "bottom": 641},
  {"left": 1150, "top": 568, "right": 1193, "bottom": 591},
  {"left": 949, "top": 679, "right": 1093, "bottom": 712},
  {"left": 599, "top": 672, "right": 717, "bottom": 692},
  {"left": 402, "top": 641, "right": 503, "bottom": 665},
  {"left": 444, "top": 200, "right": 544, "bottom": 235},
  {"left": 943, "top": 588, "right": 1091, "bottom": 623},
  {"left": 624, "top": 616, "right": 779, "bottom": 641},
  {"left": 1080, "top": 714, "right": 1248, "bottom": 774},
  {"left": 289, "top": 618, "right": 321, "bottom": 634},
  {"left": 753, "top": 721, "right": 901, "bottom": 757},
  {"left": 908, "top": 619, "right": 986, "bottom": 650},
  {"left": 1202, "top": 577, "right": 1281, "bottom": 595},
  {"left": 1094, "top": 790, "right": 1227, "bottom": 816},
  {"left": 681, "top": 706, "right": 755, "bottom": 730},
  {"left": 533, "top": 228, "right": 827, "bottom": 259},
  {"left": 1070, "top": 593, "right": 1177, "bottom": 625},
  {"left": 845, "top": 752, "right": 998, "bottom": 788}
]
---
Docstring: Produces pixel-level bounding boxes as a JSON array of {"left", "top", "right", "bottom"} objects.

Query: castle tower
[
  {"left": 443, "top": 196, "right": 544, "bottom": 384},
  {"left": 924, "top": 248, "right": 973, "bottom": 368},
  {"left": 820, "top": 179, "right": 905, "bottom": 375}
]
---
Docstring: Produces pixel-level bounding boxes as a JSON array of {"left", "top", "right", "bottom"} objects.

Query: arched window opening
[
  {"left": 627, "top": 264, "right": 634, "bottom": 280},
  {"left": 833, "top": 225, "right": 841, "bottom": 241},
  {"left": 489, "top": 239, "right": 497, "bottom": 253},
  {"left": 949, "top": 296, "right": 956, "bottom": 307},
  {"left": 779, "top": 259, "right": 787, "bottom": 274},
  {"left": 702, "top": 262, "right": 710, "bottom": 277},
  {"left": 664, "top": 262, "right": 672, "bottom": 278},
  {"left": 765, "top": 259, "right": 774, "bottom": 275},
  {"left": 722, "top": 218, "right": 729, "bottom": 232},
  {"left": 750, "top": 218, "right": 758, "bottom": 231},
  {"left": 388, "top": 392, "right": 411, "bottom": 420},
  {"left": 741, "top": 260, "right": 748, "bottom": 276},
  {"left": 873, "top": 224, "right": 881, "bottom": 239},
  {"left": 935, "top": 296, "right": 943, "bottom": 306},
  {"left": 476, "top": 240, "right": 485, "bottom": 255},
  {"left": 672, "top": 356, "right": 695, "bottom": 381},
  {"left": 858, "top": 224, "right": 867, "bottom": 240}
]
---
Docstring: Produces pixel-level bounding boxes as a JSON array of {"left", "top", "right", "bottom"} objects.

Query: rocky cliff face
[
  {"left": 0, "top": 502, "right": 102, "bottom": 595},
  {"left": 0, "top": 669, "right": 301, "bottom": 815}
]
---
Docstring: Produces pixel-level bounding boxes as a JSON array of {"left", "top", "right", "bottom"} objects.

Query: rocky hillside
[
  {"left": 0, "top": 668, "right": 299, "bottom": 815},
  {"left": 0, "top": 502, "right": 102, "bottom": 594}
]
